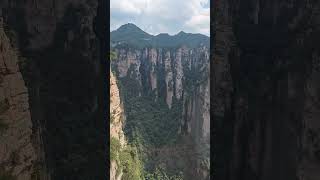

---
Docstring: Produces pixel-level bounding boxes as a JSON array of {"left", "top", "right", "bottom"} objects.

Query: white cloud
[
  {"left": 110, "top": 0, "right": 145, "bottom": 15},
  {"left": 185, "top": 9, "right": 210, "bottom": 34},
  {"left": 110, "top": 0, "right": 210, "bottom": 36}
]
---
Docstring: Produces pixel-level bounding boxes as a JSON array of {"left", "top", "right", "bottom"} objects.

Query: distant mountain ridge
[{"left": 110, "top": 23, "right": 210, "bottom": 48}]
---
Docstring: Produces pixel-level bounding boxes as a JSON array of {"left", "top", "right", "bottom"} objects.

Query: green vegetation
[
  {"left": 119, "top": 75, "right": 182, "bottom": 147},
  {"left": 110, "top": 137, "right": 121, "bottom": 162},
  {"left": 110, "top": 136, "right": 144, "bottom": 180},
  {"left": 115, "top": 64, "right": 182, "bottom": 147},
  {"left": 182, "top": 54, "right": 209, "bottom": 94},
  {"left": 112, "top": 140, "right": 183, "bottom": 180},
  {"left": 111, "top": 23, "right": 153, "bottom": 49},
  {"left": 109, "top": 51, "right": 117, "bottom": 61},
  {"left": 144, "top": 164, "right": 183, "bottom": 180},
  {"left": 110, "top": 38, "right": 210, "bottom": 178},
  {"left": 111, "top": 23, "right": 209, "bottom": 49},
  {"left": 119, "top": 145, "right": 144, "bottom": 180},
  {"left": 113, "top": 62, "right": 186, "bottom": 178},
  {"left": 123, "top": 96, "right": 181, "bottom": 147}
]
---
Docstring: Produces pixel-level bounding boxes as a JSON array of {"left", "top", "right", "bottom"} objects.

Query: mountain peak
[
  {"left": 177, "top": 31, "right": 186, "bottom": 35},
  {"left": 111, "top": 23, "right": 209, "bottom": 48},
  {"left": 117, "top": 23, "right": 142, "bottom": 31}
]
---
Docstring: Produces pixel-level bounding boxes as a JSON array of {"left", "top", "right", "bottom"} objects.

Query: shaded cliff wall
[
  {"left": 0, "top": 0, "right": 106, "bottom": 179},
  {"left": 214, "top": 0, "right": 320, "bottom": 179},
  {"left": 111, "top": 46, "right": 210, "bottom": 179},
  {"left": 0, "top": 18, "right": 39, "bottom": 180}
]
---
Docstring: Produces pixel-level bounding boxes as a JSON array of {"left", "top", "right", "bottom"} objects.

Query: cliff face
[
  {"left": 214, "top": 0, "right": 320, "bottom": 179},
  {"left": 0, "top": 19, "right": 38, "bottom": 180},
  {"left": 110, "top": 70, "right": 125, "bottom": 180},
  {"left": 111, "top": 45, "right": 210, "bottom": 179},
  {"left": 113, "top": 46, "right": 209, "bottom": 141},
  {"left": 110, "top": 71, "right": 125, "bottom": 147},
  {"left": 0, "top": 0, "right": 106, "bottom": 179}
]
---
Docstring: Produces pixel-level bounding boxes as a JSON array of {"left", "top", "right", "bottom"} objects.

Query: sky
[{"left": 110, "top": 0, "right": 210, "bottom": 36}]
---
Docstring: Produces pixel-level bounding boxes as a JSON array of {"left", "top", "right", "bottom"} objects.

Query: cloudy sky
[{"left": 110, "top": 0, "right": 210, "bottom": 36}]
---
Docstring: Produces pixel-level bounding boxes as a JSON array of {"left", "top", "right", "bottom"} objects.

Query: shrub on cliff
[
  {"left": 119, "top": 145, "right": 144, "bottom": 180},
  {"left": 109, "top": 51, "right": 117, "bottom": 61},
  {"left": 144, "top": 165, "right": 183, "bottom": 180},
  {"left": 110, "top": 137, "right": 121, "bottom": 162}
]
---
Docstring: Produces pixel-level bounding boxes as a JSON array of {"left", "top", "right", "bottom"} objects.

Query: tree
[{"left": 109, "top": 51, "right": 117, "bottom": 61}]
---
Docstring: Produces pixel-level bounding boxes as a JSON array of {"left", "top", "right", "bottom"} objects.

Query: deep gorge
[{"left": 109, "top": 24, "right": 210, "bottom": 180}]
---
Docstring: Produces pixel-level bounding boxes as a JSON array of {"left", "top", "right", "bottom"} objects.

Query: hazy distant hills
[{"left": 110, "top": 23, "right": 210, "bottom": 48}]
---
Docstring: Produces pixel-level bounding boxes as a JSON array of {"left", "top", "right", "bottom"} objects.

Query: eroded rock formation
[{"left": 111, "top": 45, "right": 210, "bottom": 179}]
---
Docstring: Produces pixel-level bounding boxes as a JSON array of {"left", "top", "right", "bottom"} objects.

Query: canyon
[
  {"left": 110, "top": 24, "right": 210, "bottom": 180},
  {"left": 3, "top": 0, "right": 320, "bottom": 180}
]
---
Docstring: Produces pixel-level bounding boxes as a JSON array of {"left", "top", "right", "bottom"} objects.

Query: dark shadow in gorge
[{"left": 213, "top": 1, "right": 320, "bottom": 180}]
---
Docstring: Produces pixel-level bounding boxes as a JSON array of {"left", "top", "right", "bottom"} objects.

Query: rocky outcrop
[
  {"left": 110, "top": 161, "right": 122, "bottom": 180},
  {"left": 110, "top": 70, "right": 125, "bottom": 180},
  {"left": 181, "top": 46, "right": 210, "bottom": 141},
  {"left": 117, "top": 49, "right": 142, "bottom": 79},
  {"left": 214, "top": 0, "right": 320, "bottom": 179},
  {"left": 164, "top": 51, "right": 174, "bottom": 108},
  {"left": 174, "top": 48, "right": 184, "bottom": 100},
  {"left": 110, "top": 71, "right": 125, "bottom": 146},
  {"left": 113, "top": 47, "right": 209, "bottom": 105},
  {"left": 0, "top": 19, "right": 38, "bottom": 180},
  {"left": 149, "top": 48, "right": 158, "bottom": 92}
]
